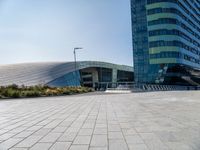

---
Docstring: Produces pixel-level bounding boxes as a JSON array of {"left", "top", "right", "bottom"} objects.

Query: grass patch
[{"left": 0, "top": 84, "right": 93, "bottom": 99}]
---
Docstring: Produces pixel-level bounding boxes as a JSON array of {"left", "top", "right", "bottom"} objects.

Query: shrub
[
  {"left": 2, "top": 89, "right": 21, "bottom": 98},
  {"left": 0, "top": 85, "right": 93, "bottom": 99},
  {"left": 26, "top": 91, "right": 40, "bottom": 97},
  {"left": 44, "top": 89, "right": 60, "bottom": 96},
  {"left": 1, "top": 89, "right": 13, "bottom": 97},
  {"left": 7, "top": 84, "right": 19, "bottom": 90},
  {"left": 62, "top": 90, "right": 71, "bottom": 95},
  {"left": 11, "top": 91, "right": 21, "bottom": 98}
]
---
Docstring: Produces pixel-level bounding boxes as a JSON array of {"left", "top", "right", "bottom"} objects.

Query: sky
[{"left": 0, "top": 0, "right": 133, "bottom": 66}]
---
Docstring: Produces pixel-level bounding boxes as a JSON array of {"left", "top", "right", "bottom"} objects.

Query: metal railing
[
  {"left": 134, "top": 83, "right": 200, "bottom": 91},
  {"left": 94, "top": 82, "right": 135, "bottom": 91},
  {"left": 93, "top": 82, "right": 200, "bottom": 91}
]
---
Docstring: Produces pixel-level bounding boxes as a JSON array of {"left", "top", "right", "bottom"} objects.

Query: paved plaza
[{"left": 0, "top": 91, "right": 200, "bottom": 150}]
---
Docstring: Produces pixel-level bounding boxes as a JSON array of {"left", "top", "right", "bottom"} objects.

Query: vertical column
[
  {"left": 112, "top": 69, "right": 118, "bottom": 88},
  {"left": 92, "top": 70, "right": 99, "bottom": 88}
]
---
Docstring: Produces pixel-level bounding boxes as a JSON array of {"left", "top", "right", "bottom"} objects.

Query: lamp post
[{"left": 73, "top": 47, "right": 83, "bottom": 86}]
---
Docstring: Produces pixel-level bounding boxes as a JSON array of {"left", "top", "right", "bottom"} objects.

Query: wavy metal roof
[{"left": 0, "top": 61, "right": 133, "bottom": 86}]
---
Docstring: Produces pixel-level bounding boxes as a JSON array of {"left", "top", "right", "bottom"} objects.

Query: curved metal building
[{"left": 0, "top": 61, "right": 133, "bottom": 87}]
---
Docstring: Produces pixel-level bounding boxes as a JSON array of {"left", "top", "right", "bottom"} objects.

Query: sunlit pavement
[{"left": 0, "top": 91, "right": 200, "bottom": 150}]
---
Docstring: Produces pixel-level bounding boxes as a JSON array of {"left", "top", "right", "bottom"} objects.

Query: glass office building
[{"left": 131, "top": 0, "right": 200, "bottom": 85}]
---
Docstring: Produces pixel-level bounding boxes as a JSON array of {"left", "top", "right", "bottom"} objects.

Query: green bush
[
  {"left": 1, "top": 89, "right": 21, "bottom": 98},
  {"left": 62, "top": 90, "right": 71, "bottom": 95},
  {"left": 22, "top": 91, "right": 41, "bottom": 97},
  {"left": 7, "top": 84, "right": 18, "bottom": 90},
  {"left": 1, "top": 89, "right": 13, "bottom": 97},
  {"left": 11, "top": 91, "right": 21, "bottom": 98},
  {"left": 0, "top": 85, "right": 93, "bottom": 99}
]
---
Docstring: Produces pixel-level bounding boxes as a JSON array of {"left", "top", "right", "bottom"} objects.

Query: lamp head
[{"left": 74, "top": 47, "right": 83, "bottom": 50}]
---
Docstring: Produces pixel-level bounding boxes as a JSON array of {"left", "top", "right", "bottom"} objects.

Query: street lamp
[{"left": 73, "top": 47, "right": 83, "bottom": 86}]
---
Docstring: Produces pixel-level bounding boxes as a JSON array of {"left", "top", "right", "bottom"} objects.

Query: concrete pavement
[{"left": 0, "top": 91, "right": 200, "bottom": 150}]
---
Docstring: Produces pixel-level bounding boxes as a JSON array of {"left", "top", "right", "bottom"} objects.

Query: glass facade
[
  {"left": 117, "top": 70, "right": 134, "bottom": 82},
  {"left": 47, "top": 62, "right": 134, "bottom": 87},
  {"left": 98, "top": 68, "right": 112, "bottom": 82},
  {"left": 131, "top": 0, "right": 200, "bottom": 85},
  {"left": 47, "top": 71, "right": 81, "bottom": 87}
]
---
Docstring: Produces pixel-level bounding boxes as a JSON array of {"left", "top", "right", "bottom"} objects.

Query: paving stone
[
  {"left": 122, "top": 129, "right": 137, "bottom": 135},
  {"left": 73, "top": 136, "right": 91, "bottom": 145},
  {"left": 36, "top": 119, "right": 53, "bottom": 126},
  {"left": 82, "top": 123, "right": 95, "bottom": 129},
  {"left": 66, "top": 128, "right": 80, "bottom": 133},
  {"left": 29, "top": 143, "right": 52, "bottom": 150},
  {"left": 49, "top": 142, "right": 71, "bottom": 150},
  {"left": 14, "top": 131, "right": 34, "bottom": 138},
  {"left": 89, "top": 147, "right": 107, "bottom": 150},
  {"left": 9, "top": 127, "right": 27, "bottom": 133},
  {"left": 43, "top": 120, "right": 63, "bottom": 129},
  {"left": 0, "top": 130, "right": 9, "bottom": 135},
  {"left": 78, "top": 129, "right": 93, "bottom": 136},
  {"left": 0, "top": 133, "right": 15, "bottom": 140},
  {"left": 95, "top": 124, "right": 107, "bottom": 128},
  {"left": 165, "top": 142, "right": 193, "bottom": 150},
  {"left": 58, "top": 132, "right": 77, "bottom": 142},
  {"left": 125, "top": 135, "right": 144, "bottom": 144},
  {"left": 139, "top": 133, "right": 158, "bottom": 141},
  {"left": 69, "top": 145, "right": 89, "bottom": 150},
  {"left": 52, "top": 127, "right": 68, "bottom": 133},
  {"left": 39, "top": 132, "right": 62, "bottom": 143},
  {"left": 155, "top": 131, "right": 179, "bottom": 142},
  {"left": 0, "top": 138, "right": 22, "bottom": 150},
  {"left": 9, "top": 148, "right": 28, "bottom": 150},
  {"left": 94, "top": 128, "right": 107, "bottom": 135},
  {"left": 59, "top": 121, "right": 72, "bottom": 127},
  {"left": 108, "top": 125, "right": 121, "bottom": 132},
  {"left": 109, "top": 139, "right": 128, "bottom": 150},
  {"left": 120, "top": 123, "right": 132, "bottom": 129},
  {"left": 0, "top": 91, "right": 199, "bottom": 150},
  {"left": 90, "top": 135, "right": 108, "bottom": 147},
  {"left": 33, "top": 128, "right": 51, "bottom": 136},
  {"left": 144, "top": 140, "right": 169, "bottom": 150},
  {"left": 15, "top": 136, "right": 43, "bottom": 148},
  {"left": 26, "top": 126, "right": 43, "bottom": 131},
  {"left": 108, "top": 132, "right": 124, "bottom": 139},
  {"left": 128, "top": 144, "right": 149, "bottom": 150}
]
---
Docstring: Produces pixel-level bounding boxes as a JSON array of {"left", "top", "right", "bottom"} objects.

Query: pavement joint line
[
  {"left": 54, "top": 100, "right": 95, "bottom": 149},
  {"left": 10, "top": 102, "right": 84, "bottom": 149},
  {"left": 0, "top": 91, "right": 199, "bottom": 150},
  {"left": 31, "top": 102, "right": 88, "bottom": 149},
  {"left": 110, "top": 101, "right": 131, "bottom": 150},
  {"left": 88, "top": 99, "right": 104, "bottom": 150}
]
